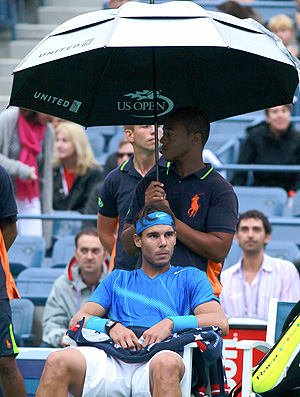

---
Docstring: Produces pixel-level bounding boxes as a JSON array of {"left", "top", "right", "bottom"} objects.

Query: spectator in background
[
  {"left": 0, "top": 165, "right": 26, "bottom": 396},
  {"left": 83, "top": 137, "right": 134, "bottom": 219},
  {"left": 220, "top": 210, "right": 300, "bottom": 320},
  {"left": 98, "top": 125, "right": 165, "bottom": 271},
  {"left": 0, "top": 107, "right": 54, "bottom": 247},
  {"left": 104, "top": 0, "right": 131, "bottom": 8},
  {"left": 102, "top": 137, "right": 134, "bottom": 181},
  {"left": 218, "top": 1, "right": 264, "bottom": 25},
  {"left": 231, "top": 104, "right": 300, "bottom": 193},
  {"left": 293, "top": 0, "right": 300, "bottom": 44},
  {"left": 268, "top": 14, "right": 299, "bottom": 59},
  {"left": 52, "top": 121, "right": 102, "bottom": 213},
  {"left": 41, "top": 227, "right": 108, "bottom": 348}
]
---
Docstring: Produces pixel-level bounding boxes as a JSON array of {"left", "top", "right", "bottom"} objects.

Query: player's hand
[
  {"left": 145, "top": 181, "right": 167, "bottom": 204},
  {"left": 61, "top": 333, "right": 70, "bottom": 347},
  {"left": 139, "top": 318, "right": 173, "bottom": 348},
  {"left": 109, "top": 323, "right": 140, "bottom": 350}
]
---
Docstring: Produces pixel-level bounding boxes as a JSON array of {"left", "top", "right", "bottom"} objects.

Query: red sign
[{"left": 223, "top": 326, "right": 267, "bottom": 390}]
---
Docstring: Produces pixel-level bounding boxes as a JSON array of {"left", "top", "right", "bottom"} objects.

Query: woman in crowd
[
  {"left": 52, "top": 121, "right": 101, "bottom": 213},
  {"left": 0, "top": 107, "right": 54, "bottom": 245}
]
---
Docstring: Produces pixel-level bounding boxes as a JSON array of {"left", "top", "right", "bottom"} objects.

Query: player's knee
[
  {"left": 43, "top": 351, "right": 69, "bottom": 380},
  {"left": 150, "top": 352, "right": 185, "bottom": 381}
]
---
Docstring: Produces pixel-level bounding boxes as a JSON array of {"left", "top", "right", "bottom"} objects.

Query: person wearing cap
[
  {"left": 36, "top": 202, "right": 228, "bottom": 397},
  {"left": 121, "top": 107, "right": 238, "bottom": 297}
]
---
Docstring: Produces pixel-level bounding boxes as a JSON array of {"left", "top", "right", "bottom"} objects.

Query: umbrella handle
[{"left": 152, "top": 48, "right": 159, "bottom": 182}]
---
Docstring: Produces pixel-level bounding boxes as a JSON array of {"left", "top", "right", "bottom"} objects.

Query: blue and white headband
[{"left": 135, "top": 212, "right": 175, "bottom": 235}]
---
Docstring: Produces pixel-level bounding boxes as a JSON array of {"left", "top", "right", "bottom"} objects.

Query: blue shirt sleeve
[
  {"left": 88, "top": 272, "right": 114, "bottom": 311},
  {"left": 187, "top": 268, "right": 219, "bottom": 311}
]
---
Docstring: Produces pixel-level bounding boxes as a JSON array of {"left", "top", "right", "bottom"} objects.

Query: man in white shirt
[{"left": 220, "top": 209, "right": 300, "bottom": 320}]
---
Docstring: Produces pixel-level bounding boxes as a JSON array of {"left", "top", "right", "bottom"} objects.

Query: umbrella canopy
[{"left": 9, "top": 1, "right": 300, "bottom": 126}]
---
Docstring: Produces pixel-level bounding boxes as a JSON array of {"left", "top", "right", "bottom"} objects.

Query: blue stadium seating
[
  {"left": 10, "top": 298, "right": 35, "bottom": 346},
  {"left": 16, "top": 268, "right": 64, "bottom": 305},
  {"left": 52, "top": 210, "right": 82, "bottom": 241},
  {"left": 233, "top": 186, "right": 288, "bottom": 216},
  {"left": 86, "top": 126, "right": 124, "bottom": 165},
  {"left": 8, "top": 235, "right": 46, "bottom": 276},
  {"left": 51, "top": 235, "right": 75, "bottom": 268}
]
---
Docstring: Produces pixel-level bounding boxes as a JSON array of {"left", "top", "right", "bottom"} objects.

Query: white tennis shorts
[{"left": 68, "top": 346, "right": 185, "bottom": 397}]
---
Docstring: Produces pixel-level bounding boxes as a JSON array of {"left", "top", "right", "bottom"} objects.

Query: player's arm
[
  {"left": 97, "top": 214, "right": 118, "bottom": 256},
  {"left": 121, "top": 222, "right": 140, "bottom": 256},
  {"left": 174, "top": 219, "right": 233, "bottom": 263},
  {"left": 193, "top": 300, "right": 229, "bottom": 336},
  {"left": 70, "top": 301, "right": 140, "bottom": 350},
  {"left": 142, "top": 180, "right": 234, "bottom": 262},
  {"left": 1, "top": 220, "right": 17, "bottom": 251},
  {"left": 69, "top": 301, "right": 107, "bottom": 328}
]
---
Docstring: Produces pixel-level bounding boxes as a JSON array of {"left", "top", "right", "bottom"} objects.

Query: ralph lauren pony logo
[{"left": 188, "top": 193, "right": 204, "bottom": 217}]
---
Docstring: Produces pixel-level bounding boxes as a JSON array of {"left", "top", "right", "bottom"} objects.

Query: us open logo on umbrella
[{"left": 117, "top": 90, "right": 174, "bottom": 118}]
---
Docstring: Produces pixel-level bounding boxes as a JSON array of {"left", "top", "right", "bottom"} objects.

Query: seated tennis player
[{"left": 36, "top": 202, "right": 228, "bottom": 397}]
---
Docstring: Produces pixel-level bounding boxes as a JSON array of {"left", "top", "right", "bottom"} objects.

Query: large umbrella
[{"left": 8, "top": 1, "right": 300, "bottom": 176}]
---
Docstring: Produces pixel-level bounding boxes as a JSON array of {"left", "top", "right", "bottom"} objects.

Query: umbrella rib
[
  {"left": 85, "top": 15, "right": 120, "bottom": 126},
  {"left": 85, "top": 49, "right": 116, "bottom": 127}
]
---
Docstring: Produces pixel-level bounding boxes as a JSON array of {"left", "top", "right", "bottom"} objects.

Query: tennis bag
[
  {"left": 251, "top": 300, "right": 300, "bottom": 396},
  {"left": 229, "top": 300, "right": 300, "bottom": 397}
]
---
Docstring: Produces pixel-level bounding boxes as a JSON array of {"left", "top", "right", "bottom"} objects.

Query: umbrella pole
[{"left": 152, "top": 48, "right": 160, "bottom": 182}]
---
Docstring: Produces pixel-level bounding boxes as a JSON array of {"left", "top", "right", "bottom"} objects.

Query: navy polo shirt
[
  {"left": 0, "top": 166, "right": 18, "bottom": 299},
  {"left": 98, "top": 155, "right": 167, "bottom": 271},
  {"left": 125, "top": 163, "right": 238, "bottom": 294}
]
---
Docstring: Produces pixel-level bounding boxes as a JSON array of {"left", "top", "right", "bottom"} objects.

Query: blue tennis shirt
[{"left": 88, "top": 265, "right": 218, "bottom": 328}]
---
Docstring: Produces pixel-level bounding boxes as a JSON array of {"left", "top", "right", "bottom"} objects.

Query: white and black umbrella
[{"left": 8, "top": 1, "right": 300, "bottom": 175}]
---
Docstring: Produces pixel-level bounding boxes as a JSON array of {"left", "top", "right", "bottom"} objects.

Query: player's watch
[{"left": 105, "top": 319, "right": 120, "bottom": 336}]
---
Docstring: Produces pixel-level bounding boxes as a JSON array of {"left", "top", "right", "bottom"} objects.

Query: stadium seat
[
  {"left": 292, "top": 189, "right": 300, "bottom": 217},
  {"left": 271, "top": 217, "right": 300, "bottom": 246},
  {"left": 86, "top": 129, "right": 106, "bottom": 163},
  {"left": 107, "top": 130, "right": 126, "bottom": 155},
  {"left": 223, "top": 240, "right": 300, "bottom": 270},
  {"left": 233, "top": 186, "right": 288, "bottom": 216},
  {"left": 8, "top": 235, "right": 46, "bottom": 277},
  {"left": 16, "top": 268, "right": 64, "bottom": 305},
  {"left": 86, "top": 125, "right": 124, "bottom": 165},
  {"left": 210, "top": 114, "right": 264, "bottom": 139},
  {"left": 52, "top": 210, "right": 82, "bottom": 241},
  {"left": 51, "top": 235, "right": 75, "bottom": 268},
  {"left": 10, "top": 298, "right": 35, "bottom": 346}
]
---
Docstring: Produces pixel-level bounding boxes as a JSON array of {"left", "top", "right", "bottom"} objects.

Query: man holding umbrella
[{"left": 121, "top": 107, "right": 238, "bottom": 296}]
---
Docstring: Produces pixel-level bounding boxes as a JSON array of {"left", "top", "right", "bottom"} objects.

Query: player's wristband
[
  {"left": 167, "top": 315, "right": 198, "bottom": 333},
  {"left": 86, "top": 316, "right": 108, "bottom": 333}
]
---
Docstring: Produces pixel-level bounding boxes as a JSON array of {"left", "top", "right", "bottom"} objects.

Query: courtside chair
[
  {"left": 236, "top": 298, "right": 296, "bottom": 397},
  {"left": 10, "top": 298, "right": 35, "bottom": 346},
  {"left": 7, "top": 235, "right": 46, "bottom": 277},
  {"left": 51, "top": 235, "right": 75, "bottom": 268},
  {"left": 233, "top": 186, "right": 288, "bottom": 216},
  {"left": 16, "top": 267, "right": 64, "bottom": 305}
]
